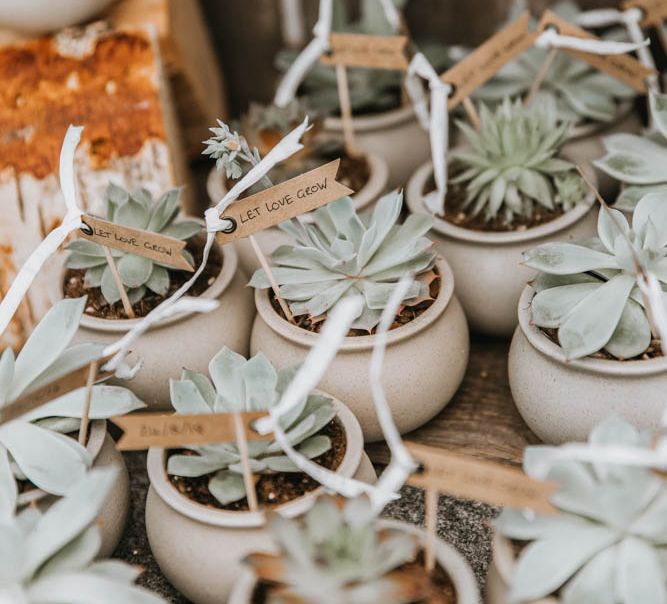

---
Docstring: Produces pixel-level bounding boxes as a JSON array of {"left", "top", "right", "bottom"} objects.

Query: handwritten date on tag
[
  {"left": 405, "top": 442, "right": 558, "bottom": 514},
  {"left": 623, "top": 0, "right": 667, "bottom": 26},
  {"left": 320, "top": 33, "right": 409, "bottom": 70},
  {"left": 538, "top": 11, "right": 654, "bottom": 93},
  {"left": 112, "top": 411, "right": 270, "bottom": 451},
  {"left": 215, "top": 159, "right": 353, "bottom": 245},
  {"left": 78, "top": 215, "right": 195, "bottom": 272},
  {"left": 441, "top": 12, "right": 538, "bottom": 110}
]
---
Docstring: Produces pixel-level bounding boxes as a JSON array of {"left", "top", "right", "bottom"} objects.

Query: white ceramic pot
[
  {"left": 58, "top": 243, "right": 254, "bottom": 410},
  {"left": 405, "top": 160, "right": 597, "bottom": 337},
  {"left": 206, "top": 152, "right": 389, "bottom": 277},
  {"left": 0, "top": 0, "right": 116, "bottom": 34},
  {"left": 17, "top": 420, "right": 128, "bottom": 558},
  {"left": 229, "top": 518, "right": 480, "bottom": 604},
  {"left": 508, "top": 286, "right": 667, "bottom": 444},
  {"left": 324, "top": 104, "right": 430, "bottom": 188},
  {"left": 250, "top": 257, "right": 469, "bottom": 442},
  {"left": 145, "top": 397, "right": 375, "bottom": 604},
  {"left": 486, "top": 533, "right": 558, "bottom": 604}
]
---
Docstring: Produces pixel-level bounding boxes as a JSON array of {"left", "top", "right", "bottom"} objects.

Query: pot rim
[
  {"left": 54, "top": 228, "right": 237, "bottom": 333},
  {"left": 229, "top": 519, "right": 481, "bottom": 604},
  {"left": 146, "top": 395, "right": 364, "bottom": 528},
  {"left": 567, "top": 99, "right": 635, "bottom": 141},
  {"left": 253, "top": 256, "right": 455, "bottom": 352},
  {"left": 323, "top": 103, "right": 416, "bottom": 133},
  {"left": 405, "top": 156, "right": 597, "bottom": 247},
  {"left": 517, "top": 285, "right": 667, "bottom": 376},
  {"left": 16, "top": 418, "right": 107, "bottom": 507}
]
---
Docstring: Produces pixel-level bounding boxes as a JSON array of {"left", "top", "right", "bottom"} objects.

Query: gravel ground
[{"left": 115, "top": 451, "right": 498, "bottom": 602}]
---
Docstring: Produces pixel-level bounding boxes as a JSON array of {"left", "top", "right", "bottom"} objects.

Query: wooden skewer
[
  {"left": 462, "top": 97, "right": 481, "bottom": 130},
  {"left": 335, "top": 62, "right": 360, "bottom": 156},
  {"left": 103, "top": 247, "right": 134, "bottom": 319},
  {"left": 233, "top": 411, "right": 259, "bottom": 512},
  {"left": 525, "top": 47, "right": 558, "bottom": 107},
  {"left": 248, "top": 235, "right": 294, "bottom": 323},
  {"left": 78, "top": 360, "right": 99, "bottom": 446},
  {"left": 425, "top": 486, "right": 438, "bottom": 573}
]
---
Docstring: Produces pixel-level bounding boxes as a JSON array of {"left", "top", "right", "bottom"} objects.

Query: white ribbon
[
  {"left": 274, "top": 0, "right": 333, "bottom": 107},
  {"left": 405, "top": 53, "right": 452, "bottom": 216},
  {"left": 0, "top": 125, "right": 84, "bottom": 338},
  {"left": 534, "top": 25, "right": 650, "bottom": 55},
  {"left": 637, "top": 270, "right": 667, "bottom": 356},
  {"left": 377, "top": 0, "right": 402, "bottom": 32}
]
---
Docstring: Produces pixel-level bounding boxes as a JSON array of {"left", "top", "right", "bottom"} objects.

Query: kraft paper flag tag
[
  {"left": 112, "top": 411, "right": 270, "bottom": 451},
  {"left": 0, "top": 354, "right": 114, "bottom": 426},
  {"left": 78, "top": 215, "right": 195, "bottom": 272},
  {"left": 214, "top": 159, "right": 353, "bottom": 245},
  {"left": 320, "top": 33, "right": 409, "bottom": 70},
  {"left": 405, "top": 442, "right": 558, "bottom": 514},
  {"left": 623, "top": 0, "right": 667, "bottom": 26},
  {"left": 537, "top": 11, "right": 655, "bottom": 92},
  {"left": 441, "top": 12, "right": 538, "bottom": 110}
]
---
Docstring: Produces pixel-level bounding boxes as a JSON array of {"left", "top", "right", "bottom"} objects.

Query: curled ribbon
[{"left": 534, "top": 24, "right": 650, "bottom": 55}]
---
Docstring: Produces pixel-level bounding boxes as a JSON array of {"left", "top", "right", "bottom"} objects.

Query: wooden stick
[
  {"left": 233, "top": 411, "right": 259, "bottom": 512},
  {"left": 525, "top": 47, "right": 558, "bottom": 107},
  {"left": 78, "top": 360, "right": 98, "bottom": 446},
  {"left": 248, "top": 235, "right": 294, "bottom": 323},
  {"left": 425, "top": 486, "right": 438, "bottom": 573},
  {"left": 658, "top": 23, "right": 667, "bottom": 64},
  {"left": 462, "top": 97, "right": 481, "bottom": 130},
  {"left": 335, "top": 62, "right": 360, "bottom": 156},
  {"left": 103, "top": 247, "right": 135, "bottom": 319}
]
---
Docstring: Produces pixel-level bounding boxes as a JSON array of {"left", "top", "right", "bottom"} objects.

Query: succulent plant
[
  {"left": 523, "top": 191, "right": 667, "bottom": 360},
  {"left": 167, "top": 347, "right": 336, "bottom": 505},
  {"left": 0, "top": 297, "right": 144, "bottom": 496},
  {"left": 65, "top": 183, "right": 201, "bottom": 306},
  {"left": 249, "top": 190, "right": 437, "bottom": 331},
  {"left": 0, "top": 465, "right": 165, "bottom": 603},
  {"left": 245, "top": 495, "right": 432, "bottom": 604},
  {"left": 495, "top": 415, "right": 667, "bottom": 604},
  {"left": 595, "top": 90, "right": 667, "bottom": 210},
  {"left": 450, "top": 98, "right": 585, "bottom": 225}
]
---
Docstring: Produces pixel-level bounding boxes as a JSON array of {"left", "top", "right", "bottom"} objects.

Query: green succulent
[
  {"left": 495, "top": 415, "right": 667, "bottom": 604},
  {"left": 245, "top": 495, "right": 423, "bottom": 604},
  {"left": 65, "top": 183, "right": 200, "bottom": 306},
  {"left": 524, "top": 192, "right": 667, "bottom": 360},
  {"left": 595, "top": 90, "right": 667, "bottom": 211},
  {"left": 0, "top": 466, "right": 164, "bottom": 603},
  {"left": 166, "top": 347, "right": 336, "bottom": 506},
  {"left": 0, "top": 298, "right": 144, "bottom": 496},
  {"left": 249, "top": 191, "right": 437, "bottom": 331}
]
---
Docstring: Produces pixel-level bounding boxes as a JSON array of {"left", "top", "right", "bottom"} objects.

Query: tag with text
[
  {"left": 623, "top": 0, "right": 667, "bottom": 26},
  {"left": 538, "top": 11, "right": 654, "bottom": 93},
  {"left": 79, "top": 215, "right": 195, "bottom": 272},
  {"left": 215, "top": 159, "right": 353, "bottom": 245},
  {"left": 405, "top": 442, "right": 558, "bottom": 514},
  {"left": 320, "top": 33, "right": 409, "bottom": 70},
  {"left": 0, "top": 355, "right": 113, "bottom": 426},
  {"left": 112, "top": 411, "right": 271, "bottom": 450},
  {"left": 441, "top": 12, "right": 538, "bottom": 110}
]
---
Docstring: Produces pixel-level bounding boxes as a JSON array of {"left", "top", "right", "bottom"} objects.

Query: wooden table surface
[{"left": 366, "top": 334, "right": 541, "bottom": 467}]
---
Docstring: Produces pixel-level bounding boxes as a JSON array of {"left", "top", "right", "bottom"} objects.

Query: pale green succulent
[
  {"left": 167, "top": 347, "right": 336, "bottom": 506},
  {"left": 595, "top": 90, "right": 667, "bottom": 211},
  {"left": 524, "top": 192, "right": 667, "bottom": 360},
  {"left": 0, "top": 297, "right": 144, "bottom": 496},
  {"left": 65, "top": 183, "right": 200, "bottom": 306},
  {"left": 495, "top": 415, "right": 667, "bottom": 604},
  {"left": 451, "top": 98, "right": 584, "bottom": 225},
  {"left": 249, "top": 191, "right": 437, "bottom": 331},
  {"left": 0, "top": 465, "right": 165, "bottom": 603},
  {"left": 245, "top": 496, "right": 422, "bottom": 604}
]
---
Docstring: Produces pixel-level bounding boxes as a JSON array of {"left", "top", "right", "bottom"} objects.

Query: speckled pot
[
  {"left": 508, "top": 285, "right": 667, "bottom": 444},
  {"left": 229, "top": 519, "right": 481, "bottom": 604},
  {"left": 0, "top": 0, "right": 115, "bottom": 33},
  {"left": 323, "top": 104, "right": 430, "bottom": 188},
  {"left": 486, "top": 532, "right": 558, "bottom": 604},
  {"left": 17, "top": 420, "right": 129, "bottom": 558},
  {"left": 405, "top": 159, "right": 597, "bottom": 337},
  {"left": 145, "top": 397, "right": 375, "bottom": 604},
  {"left": 206, "top": 152, "right": 389, "bottom": 276},
  {"left": 250, "top": 257, "right": 469, "bottom": 442},
  {"left": 57, "top": 243, "right": 254, "bottom": 410}
]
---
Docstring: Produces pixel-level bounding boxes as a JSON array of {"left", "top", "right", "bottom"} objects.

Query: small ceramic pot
[
  {"left": 58, "top": 243, "right": 254, "bottom": 410},
  {"left": 229, "top": 518, "right": 481, "bottom": 604},
  {"left": 508, "top": 286, "right": 667, "bottom": 444},
  {"left": 206, "top": 152, "right": 389, "bottom": 276},
  {"left": 250, "top": 257, "right": 469, "bottom": 442},
  {"left": 0, "top": 0, "right": 116, "bottom": 34},
  {"left": 486, "top": 533, "right": 557, "bottom": 604},
  {"left": 17, "top": 420, "right": 128, "bottom": 558},
  {"left": 145, "top": 397, "right": 375, "bottom": 604},
  {"left": 405, "top": 160, "right": 597, "bottom": 337},
  {"left": 323, "top": 104, "right": 430, "bottom": 188}
]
